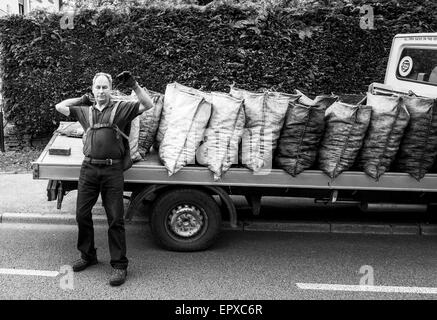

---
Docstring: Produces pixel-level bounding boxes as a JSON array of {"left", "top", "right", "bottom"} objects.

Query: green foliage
[{"left": 0, "top": 0, "right": 436, "bottom": 137}]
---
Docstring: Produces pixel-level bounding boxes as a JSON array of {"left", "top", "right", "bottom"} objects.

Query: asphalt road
[
  {"left": 0, "top": 223, "right": 436, "bottom": 300},
  {"left": 2, "top": 173, "right": 437, "bottom": 302}
]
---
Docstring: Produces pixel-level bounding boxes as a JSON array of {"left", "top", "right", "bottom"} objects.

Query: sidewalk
[
  {"left": 0, "top": 173, "right": 141, "bottom": 225},
  {"left": 0, "top": 173, "right": 75, "bottom": 214}
]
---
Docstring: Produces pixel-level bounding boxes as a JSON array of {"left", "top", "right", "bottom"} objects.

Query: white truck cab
[{"left": 381, "top": 33, "right": 437, "bottom": 98}]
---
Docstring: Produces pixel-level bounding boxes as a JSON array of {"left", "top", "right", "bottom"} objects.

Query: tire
[{"left": 150, "top": 188, "right": 222, "bottom": 251}]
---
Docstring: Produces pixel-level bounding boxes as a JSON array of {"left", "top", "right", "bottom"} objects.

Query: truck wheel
[{"left": 150, "top": 188, "right": 222, "bottom": 251}]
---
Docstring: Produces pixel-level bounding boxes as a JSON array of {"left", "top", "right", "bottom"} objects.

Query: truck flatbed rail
[{"left": 32, "top": 134, "right": 437, "bottom": 192}]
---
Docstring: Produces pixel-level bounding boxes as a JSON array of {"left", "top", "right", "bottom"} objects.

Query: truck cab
[{"left": 381, "top": 33, "right": 437, "bottom": 98}]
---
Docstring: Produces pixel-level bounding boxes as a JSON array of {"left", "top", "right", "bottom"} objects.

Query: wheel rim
[{"left": 167, "top": 204, "right": 207, "bottom": 238}]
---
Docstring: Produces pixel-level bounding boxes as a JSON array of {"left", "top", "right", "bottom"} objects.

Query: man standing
[{"left": 55, "top": 71, "right": 154, "bottom": 286}]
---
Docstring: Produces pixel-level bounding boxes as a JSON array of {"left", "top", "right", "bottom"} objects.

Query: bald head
[
  {"left": 92, "top": 73, "right": 112, "bottom": 107},
  {"left": 93, "top": 72, "right": 113, "bottom": 89}
]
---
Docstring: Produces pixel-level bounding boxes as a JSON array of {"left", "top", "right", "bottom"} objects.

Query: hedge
[{"left": 0, "top": 0, "right": 436, "bottom": 137}]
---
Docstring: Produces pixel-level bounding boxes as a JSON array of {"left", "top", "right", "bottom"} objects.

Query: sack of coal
[
  {"left": 265, "top": 91, "right": 302, "bottom": 152},
  {"left": 138, "top": 90, "right": 164, "bottom": 158},
  {"left": 155, "top": 82, "right": 210, "bottom": 151},
  {"left": 196, "top": 92, "right": 245, "bottom": 180},
  {"left": 357, "top": 93, "right": 410, "bottom": 180},
  {"left": 275, "top": 90, "right": 338, "bottom": 176},
  {"left": 319, "top": 102, "right": 372, "bottom": 179},
  {"left": 229, "top": 87, "right": 298, "bottom": 173},
  {"left": 394, "top": 95, "right": 437, "bottom": 180},
  {"left": 159, "top": 87, "right": 211, "bottom": 176}
]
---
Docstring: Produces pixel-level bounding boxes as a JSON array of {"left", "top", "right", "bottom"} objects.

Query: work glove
[
  {"left": 116, "top": 71, "right": 137, "bottom": 89},
  {"left": 79, "top": 93, "right": 94, "bottom": 106}
]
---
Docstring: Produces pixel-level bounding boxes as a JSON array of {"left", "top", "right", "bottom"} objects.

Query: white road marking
[
  {"left": 296, "top": 283, "right": 437, "bottom": 294},
  {"left": 0, "top": 268, "right": 59, "bottom": 277}
]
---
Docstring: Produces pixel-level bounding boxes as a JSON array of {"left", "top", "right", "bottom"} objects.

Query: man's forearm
[
  {"left": 59, "top": 97, "right": 83, "bottom": 108},
  {"left": 132, "top": 84, "right": 155, "bottom": 112},
  {"left": 55, "top": 97, "right": 83, "bottom": 116}
]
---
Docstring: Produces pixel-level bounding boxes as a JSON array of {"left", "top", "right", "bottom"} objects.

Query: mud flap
[
  {"left": 46, "top": 180, "right": 64, "bottom": 209},
  {"left": 57, "top": 182, "right": 64, "bottom": 210},
  {"left": 47, "top": 180, "right": 58, "bottom": 201}
]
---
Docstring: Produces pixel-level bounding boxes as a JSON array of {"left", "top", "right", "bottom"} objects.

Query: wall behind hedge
[{"left": 0, "top": 0, "right": 436, "bottom": 137}]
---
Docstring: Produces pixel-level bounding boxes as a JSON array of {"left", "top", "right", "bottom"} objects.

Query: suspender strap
[
  {"left": 114, "top": 126, "right": 130, "bottom": 140},
  {"left": 109, "top": 102, "right": 119, "bottom": 126},
  {"left": 85, "top": 101, "right": 129, "bottom": 140},
  {"left": 86, "top": 106, "right": 93, "bottom": 135},
  {"left": 110, "top": 101, "right": 130, "bottom": 141}
]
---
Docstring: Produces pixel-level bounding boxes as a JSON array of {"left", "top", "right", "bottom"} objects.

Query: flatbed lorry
[{"left": 32, "top": 33, "right": 437, "bottom": 251}]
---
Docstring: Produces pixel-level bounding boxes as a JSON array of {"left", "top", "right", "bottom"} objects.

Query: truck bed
[{"left": 32, "top": 133, "right": 437, "bottom": 192}]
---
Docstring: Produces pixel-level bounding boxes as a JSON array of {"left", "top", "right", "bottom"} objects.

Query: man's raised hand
[
  {"left": 116, "top": 71, "right": 137, "bottom": 89},
  {"left": 80, "top": 93, "right": 94, "bottom": 106}
]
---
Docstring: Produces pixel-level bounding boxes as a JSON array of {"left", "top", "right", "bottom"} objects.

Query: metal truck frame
[{"left": 32, "top": 33, "right": 437, "bottom": 251}]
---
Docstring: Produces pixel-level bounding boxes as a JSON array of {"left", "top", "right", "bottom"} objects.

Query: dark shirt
[{"left": 69, "top": 100, "right": 140, "bottom": 159}]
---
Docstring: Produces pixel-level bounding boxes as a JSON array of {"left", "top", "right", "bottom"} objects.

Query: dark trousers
[{"left": 76, "top": 161, "right": 128, "bottom": 269}]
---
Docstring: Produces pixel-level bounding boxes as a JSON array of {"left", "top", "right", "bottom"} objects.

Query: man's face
[{"left": 92, "top": 75, "right": 111, "bottom": 105}]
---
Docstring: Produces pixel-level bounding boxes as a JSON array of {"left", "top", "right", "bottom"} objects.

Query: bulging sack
[
  {"left": 394, "top": 95, "right": 437, "bottom": 180},
  {"left": 229, "top": 87, "right": 297, "bottom": 173},
  {"left": 319, "top": 101, "right": 372, "bottom": 179},
  {"left": 159, "top": 87, "right": 211, "bottom": 176},
  {"left": 128, "top": 116, "right": 142, "bottom": 162},
  {"left": 56, "top": 121, "right": 84, "bottom": 138},
  {"left": 138, "top": 90, "right": 164, "bottom": 158},
  {"left": 265, "top": 92, "right": 301, "bottom": 152},
  {"left": 275, "top": 91, "right": 337, "bottom": 176},
  {"left": 357, "top": 93, "right": 410, "bottom": 180},
  {"left": 196, "top": 92, "right": 245, "bottom": 181},
  {"left": 155, "top": 82, "right": 211, "bottom": 151}
]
